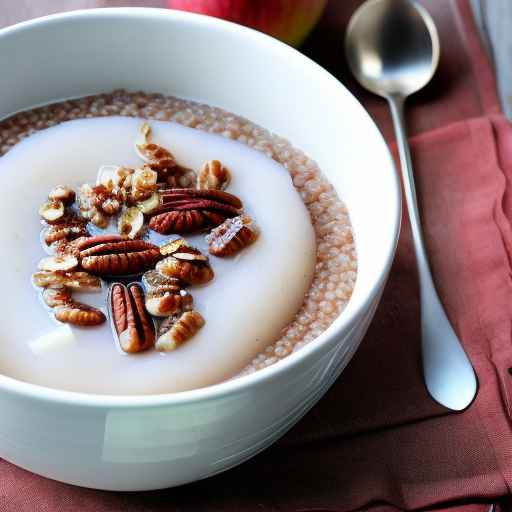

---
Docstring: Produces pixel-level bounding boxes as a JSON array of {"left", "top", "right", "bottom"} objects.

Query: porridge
[{"left": 0, "top": 91, "right": 357, "bottom": 394}]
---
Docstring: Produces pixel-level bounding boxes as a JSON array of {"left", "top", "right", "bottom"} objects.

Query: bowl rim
[{"left": 0, "top": 7, "right": 401, "bottom": 408}]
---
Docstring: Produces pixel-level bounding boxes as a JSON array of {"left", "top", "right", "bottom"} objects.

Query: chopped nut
[
  {"left": 145, "top": 289, "right": 193, "bottom": 317},
  {"left": 136, "top": 191, "right": 160, "bottom": 214},
  {"left": 96, "top": 165, "right": 120, "bottom": 189},
  {"left": 155, "top": 310, "right": 205, "bottom": 351},
  {"left": 156, "top": 247, "right": 214, "bottom": 285},
  {"left": 118, "top": 207, "right": 144, "bottom": 239},
  {"left": 206, "top": 214, "right": 259, "bottom": 257},
  {"left": 39, "top": 199, "right": 65, "bottom": 223},
  {"left": 91, "top": 210, "right": 109, "bottom": 228},
  {"left": 110, "top": 282, "right": 155, "bottom": 353},
  {"left": 142, "top": 269, "right": 183, "bottom": 291},
  {"left": 133, "top": 167, "right": 158, "bottom": 191},
  {"left": 78, "top": 183, "right": 122, "bottom": 226},
  {"left": 42, "top": 287, "right": 72, "bottom": 308},
  {"left": 159, "top": 238, "right": 187, "bottom": 256},
  {"left": 54, "top": 301, "right": 106, "bottom": 326},
  {"left": 43, "top": 216, "right": 88, "bottom": 246},
  {"left": 165, "top": 166, "right": 197, "bottom": 189},
  {"left": 38, "top": 254, "right": 78, "bottom": 272},
  {"left": 114, "top": 166, "right": 135, "bottom": 190},
  {"left": 197, "top": 160, "right": 230, "bottom": 190},
  {"left": 172, "top": 252, "right": 208, "bottom": 262},
  {"left": 48, "top": 186, "right": 75, "bottom": 205},
  {"left": 32, "top": 270, "right": 102, "bottom": 292}
]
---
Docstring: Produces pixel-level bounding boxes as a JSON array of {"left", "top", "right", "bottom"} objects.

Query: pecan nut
[
  {"left": 197, "top": 160, "right": 230, "bottom": 190},
  {"left": 54, "top": 301, "right": 106, "bottom": 327},
  {"left": 149, "top": 210, "right": 225, "bottom": 234},
  {"left": 43, "top": 215, "right": 89, "bottom": 246},
  {"left": 145, "top": 289, "right": 193, "bottom": 317},
  {"left": 41, "top": 283, "right": 105, "bottom": 326},
  {"left": 110, "top": 282, "right": 155, "bottom": 353},
  {"left": 32, "top": 270, "right": 102, "bottom": 292},
  {"left": 156, "top": 251, "right": 214, "bottom": 285},
  {"left": 38, "top": 254, "right": 79, "bottom": 272},
  {"left": 206, "top": 214, "right": 259, "bottom": 257},
  {"left": 77, "top": 235, "right": 162, "bottom": 276},
  {"left": 148, "top": 188, "right": 242, "bottom": 234},
  {"left": 155, "top": 310, "right": 205, "bottom": 351}
]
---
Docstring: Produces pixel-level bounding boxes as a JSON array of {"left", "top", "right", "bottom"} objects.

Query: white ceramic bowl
[{"left": 0, "top": 8, "right": 400, "bottom": 490}]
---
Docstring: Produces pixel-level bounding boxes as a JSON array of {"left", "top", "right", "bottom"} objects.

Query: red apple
[{"left": 166, "top": 0, "right": 328, "bottom": 47}]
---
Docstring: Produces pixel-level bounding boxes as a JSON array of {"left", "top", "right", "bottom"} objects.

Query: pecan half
[
  {"left": 38, "top": 254, "right": 78, "bottom": 272},
  {"left": 159, "top": 188, "right": 242, "bottom": 209},
  {"left": 149, "top": 210, "right": 226, "bottom": 234},
  {"left": 156, "top": 246, "right": 214, "bottom": 285},
  {"left": 110, "top": 282, "right": 155, "bottom": 353},
  {"left": 43, "top": 215, "right": 88, "bottom": 245},
  {"left": 32, "top": 270, "right": 102, "bottom": 292},
  {"left": 206, "top": 215, "right": 259, "bottom": 257},
  {"left": 145, "top": 288, "right": 192, "bottom": 317},
  {"left": 197, "top": 160, "right": 230, "bottom": 190},
  {"left": 155, "top": 310, "right": 205, "bottom": 351},
  {"left": 77, "top": 235, "right": 161, "bottom": 276},
  {"left": 148, "top": 188, "right": 242, "bottom": 234},
  {"left": 54, "top": 301, "right": 106, "bottom": 327}
]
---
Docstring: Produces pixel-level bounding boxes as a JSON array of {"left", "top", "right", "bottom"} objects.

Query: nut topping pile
[{"left": 32, "top": 122, "right": 259, "bottom": 354}]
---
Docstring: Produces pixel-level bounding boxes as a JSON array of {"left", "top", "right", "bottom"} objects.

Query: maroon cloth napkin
[{"left": 1, "top": 1, "right": 512, "bottom": 511}]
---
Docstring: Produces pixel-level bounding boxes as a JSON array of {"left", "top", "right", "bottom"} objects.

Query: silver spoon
[{"left": 345, "top": 0, "right": 477, "bottom": 410}]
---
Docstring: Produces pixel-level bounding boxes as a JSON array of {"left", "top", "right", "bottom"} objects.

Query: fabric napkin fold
[{"left": 1, "top": 0, "right": 512, "bottom": 511}]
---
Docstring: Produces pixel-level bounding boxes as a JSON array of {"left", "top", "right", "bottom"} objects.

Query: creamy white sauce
[{"left": 0, "top": 117, "right": 316, "bottom": 394}]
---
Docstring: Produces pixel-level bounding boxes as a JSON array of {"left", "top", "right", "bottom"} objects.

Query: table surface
[{"left": 1, "top": 1, "right": 509, "bottom": 116}]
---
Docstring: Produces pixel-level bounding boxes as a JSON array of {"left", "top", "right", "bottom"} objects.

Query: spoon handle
[{"left": 387, "top": 95, "right": 477, "bottom": 411}]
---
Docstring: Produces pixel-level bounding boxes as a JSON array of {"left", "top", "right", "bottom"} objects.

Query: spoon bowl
[{"left": 345, "top": 0, "right": 440, "bottom": 97}]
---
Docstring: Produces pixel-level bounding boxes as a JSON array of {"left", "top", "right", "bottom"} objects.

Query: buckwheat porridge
[{"left": 0, "top": 91, "right": 357, "bottom": 394}]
